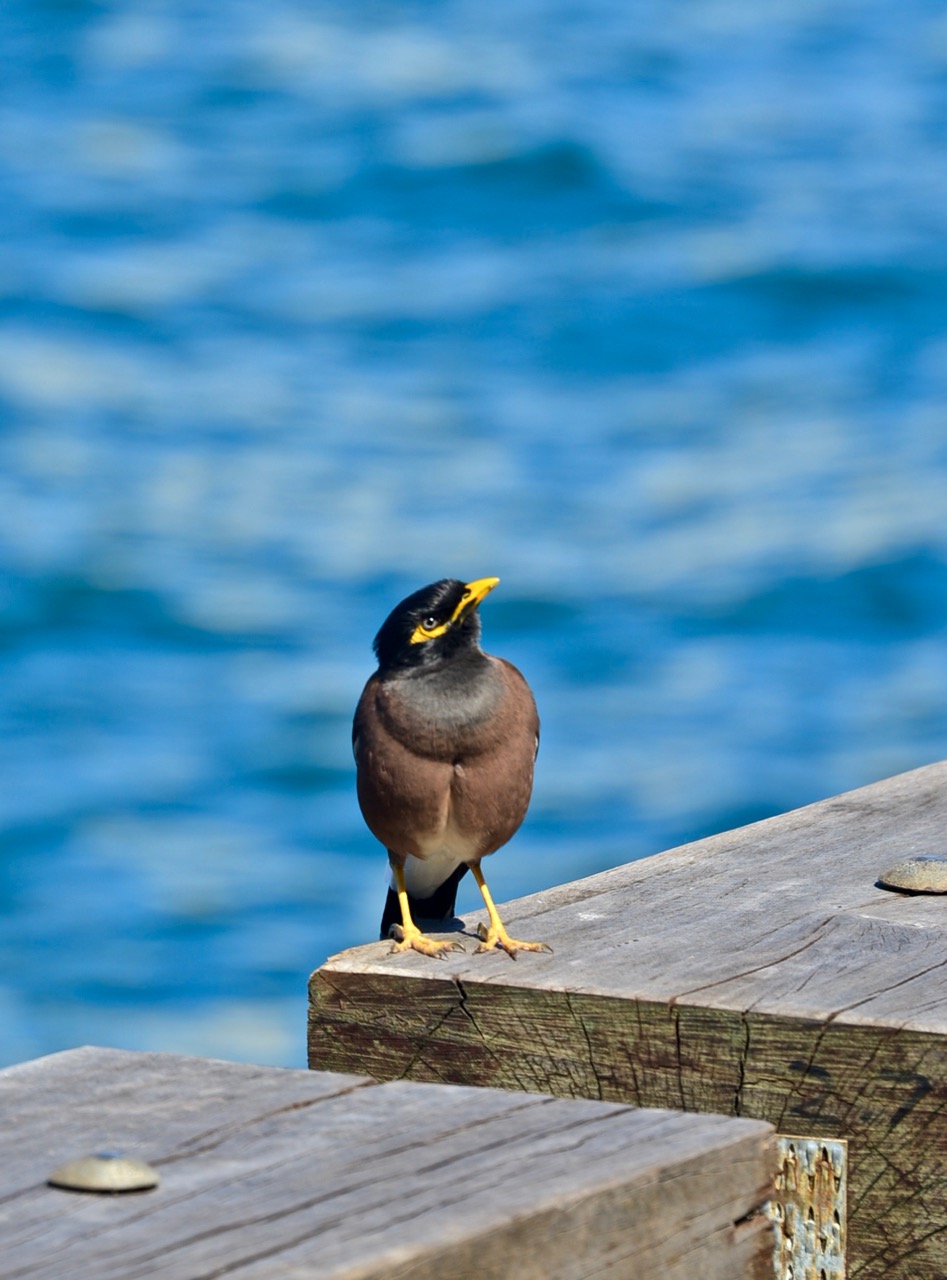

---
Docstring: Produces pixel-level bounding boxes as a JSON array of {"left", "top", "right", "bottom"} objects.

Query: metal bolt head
[
  {"left": 879, "top": 855, "right": 947, "bottom": 894},
  {"left": 48, "top": 1150, "right": 160, "bottom": 1193}
]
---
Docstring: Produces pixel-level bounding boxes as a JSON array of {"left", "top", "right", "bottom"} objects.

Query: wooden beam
[
  {"left": 0, "top": 1046, "right": 773, "bottom": 1279},
  {"left": 310, "top": 760, "right": 947, "bottom": 1280}
]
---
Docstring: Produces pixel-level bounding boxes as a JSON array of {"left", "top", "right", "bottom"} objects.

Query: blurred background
[{"left": 2, "top": 0, "right": 947, "bottom": 1069}]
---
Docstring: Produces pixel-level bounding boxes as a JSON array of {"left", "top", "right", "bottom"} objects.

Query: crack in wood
[
  {"left": 672, "top": 919, "right": 835, "bottom": 1003},
  {"left": 158, "top": 1078, "right": 378, "bottom": 1163},
  {"left": 774, "top": 1016, "right": 838, "bottom": 1133},
  {"left": 733, "top": 1011, "right": 751, "bottom": 1118},
  {"left": 669, "top": 1001, "right": 687, "bottom": 1112},
  {"left": 564, "top": 991, "right": 603, "bottom": 1100}
]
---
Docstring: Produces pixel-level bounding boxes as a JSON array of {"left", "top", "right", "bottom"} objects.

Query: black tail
[{"left": 380, "top": 863, "right": 470, "bottom": 940}]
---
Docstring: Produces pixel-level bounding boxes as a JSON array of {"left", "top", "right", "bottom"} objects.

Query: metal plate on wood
[{"left": 767, "top": 1136, "right": 847, "bottom": 1280}]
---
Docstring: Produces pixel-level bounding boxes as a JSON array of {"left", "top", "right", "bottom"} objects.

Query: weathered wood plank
[
  {"left": 0, "top": 1046, "right": 774, "bottom": 1280},
  {"left": 309, "top": 760, "right": 947, "bottom": 1279}
]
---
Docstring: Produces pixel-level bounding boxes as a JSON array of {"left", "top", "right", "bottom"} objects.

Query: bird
[{"left": 353, "top": 576, "right": 550, "bottom": 960}]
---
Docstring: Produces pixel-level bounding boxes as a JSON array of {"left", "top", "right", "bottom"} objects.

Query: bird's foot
[
  {"left": 389, "top": 923, "right": 465, "bottom": 960},
  {"left": 475, "top": 922, "right": 553, "bottom": 959}
]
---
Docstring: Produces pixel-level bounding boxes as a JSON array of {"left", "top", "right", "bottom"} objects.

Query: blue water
[{"left": 2, "top": 0, "right": 947, "bottom": 1068}]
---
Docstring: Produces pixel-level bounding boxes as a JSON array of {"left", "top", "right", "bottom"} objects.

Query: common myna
[{"left": 353, "top": 577, "right": 550, "bottom": 959}]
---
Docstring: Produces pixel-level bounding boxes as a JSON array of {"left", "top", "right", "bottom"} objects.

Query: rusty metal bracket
[{"left": 767, "top": 1135, "right": 847, "bottom": 1280}]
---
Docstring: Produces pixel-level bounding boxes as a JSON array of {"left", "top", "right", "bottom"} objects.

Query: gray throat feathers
[{"left": 384, "top": 655, "right": 503, "bottom": 760}]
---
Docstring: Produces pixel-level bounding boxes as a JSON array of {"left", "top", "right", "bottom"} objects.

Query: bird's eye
[{"left": 422, "top": 615, "right": 438, "bottom": 630}]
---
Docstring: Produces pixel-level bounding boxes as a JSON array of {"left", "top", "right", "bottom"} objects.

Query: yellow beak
[{"left": 452, "top": 576, "right": 500, "bottom": 622}]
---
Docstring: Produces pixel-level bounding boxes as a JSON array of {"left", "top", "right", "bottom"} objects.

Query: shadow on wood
[{"left": 310, "top": 761, "right": 947, "bottom": 1280}]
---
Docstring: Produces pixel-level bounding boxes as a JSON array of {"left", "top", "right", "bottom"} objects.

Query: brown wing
[{"left": 353, "top": 673, "right": 453, "bottom": 858}]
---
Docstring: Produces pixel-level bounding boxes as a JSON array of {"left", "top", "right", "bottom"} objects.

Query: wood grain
[
  {"left": 0, "top": 1046, "right": 773, "bottom": 1280},
  {"left": 310, "top": 760, "right": 947, "bottom": 1279}
]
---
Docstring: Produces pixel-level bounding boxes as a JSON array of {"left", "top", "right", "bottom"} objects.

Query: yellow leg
[
  {"left": 471, "top": 864, "right": 552, "bottom": 959},
  {"left": 388, "top": 863, "right": 465, "bottom": 960}
]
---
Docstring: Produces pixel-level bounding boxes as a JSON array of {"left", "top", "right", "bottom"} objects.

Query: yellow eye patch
[
  {"left": 407, "top": 577, "right": 499, "bottom": 646},
  {"left": 409, "top": 618, "right": 450, "bottom": 645}
]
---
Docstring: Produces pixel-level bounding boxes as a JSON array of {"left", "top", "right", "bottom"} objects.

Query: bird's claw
[
  {"left": 475, "top": 922, "right": 553, "bottom": 959},
  {"left": 389, "top": 925, "right": 465, "bottom": 959}
]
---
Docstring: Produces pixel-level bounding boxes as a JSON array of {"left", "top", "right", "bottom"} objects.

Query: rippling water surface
[{"left": 3, "top": 1, "right": 947, "bottom": 1067}]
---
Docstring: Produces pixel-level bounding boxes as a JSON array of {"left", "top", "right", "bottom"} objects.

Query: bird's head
[{"left": 372, "top": 577, "right": 499, "bottom": 673}]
